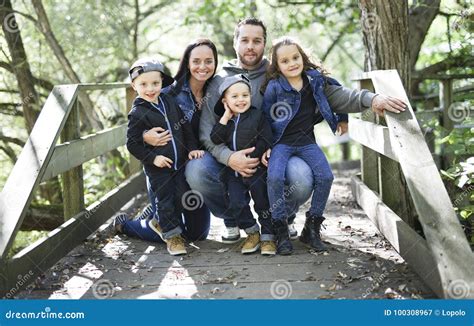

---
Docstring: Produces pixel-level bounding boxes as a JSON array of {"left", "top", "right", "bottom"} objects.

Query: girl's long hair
[
  {"left": 173, "top": 38, "right": 218, "bottom": 95},
  {"left": 261, "top": 36, "right": 328, "bottom": 93}
]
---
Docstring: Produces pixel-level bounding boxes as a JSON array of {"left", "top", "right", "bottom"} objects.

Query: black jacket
[
  {"left": 126, "top": 94, "right": 198, "bottom": 172},
  {"left": 210, "top": 106, "right": 272, "bottom": 159}
]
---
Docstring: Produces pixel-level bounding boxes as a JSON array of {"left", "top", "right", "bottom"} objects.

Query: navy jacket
[
  {"left": 210, "top": 106, "right": 272, "bottom": 160},
  {"left": 262, "top": 69, "right": 348, "bottom": 145},
  {"left": 126, "top": 94, "right": 198, "bottom": 173}
]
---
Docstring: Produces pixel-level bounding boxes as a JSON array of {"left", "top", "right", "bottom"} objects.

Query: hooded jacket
[
  {"left": 210, "top": 106, "right": 272, "bottom": 160},
  {"left": 126, "top": 94, "right": 198, "bottom": 173},
  {"left": 199, "top": 59, "right": 269, "bottom": 165}
]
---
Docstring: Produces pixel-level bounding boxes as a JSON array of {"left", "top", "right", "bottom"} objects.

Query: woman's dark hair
[
  {"left": 173, "top": 38, "right": 218, "bottom": 95},
  {"left": 261, "top": 36, "right": 328, "bottom": 94}
]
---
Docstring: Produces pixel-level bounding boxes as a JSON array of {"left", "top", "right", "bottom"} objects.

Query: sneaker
[
  {"left": 113, "top": 213, "right": 128, "bottom": 233},
  {"left": 221, "top": 226, "right": 241, "bottom": 244},
  {"left": 241, "top": 232, "right": 260, "bottom": 254},
  {"left": 166, "top": 235, "right": 187, "bottom": 256},
  {"left": 135, "top": 204, "right": 154, "bottom": 220},
  {"left": 260, "top": 241, "right": 276, "bottom": 256},
  {"left": 288, "top": 223, "right": 298, "bottom": 240},
  {"left": 149, "top": 218, "right": 164, "bottom": 241}
]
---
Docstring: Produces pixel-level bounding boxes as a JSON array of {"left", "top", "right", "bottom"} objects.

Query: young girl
[{"left": 261, "top": 37, "right": 347, "bottom": 255}]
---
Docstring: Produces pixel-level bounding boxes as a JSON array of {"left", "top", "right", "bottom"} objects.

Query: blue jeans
[
  {"left": 185, "top": 151, "right": 312, "bottom": 224},
  {"left": 225, "top": 166, "right": 273, "bottom": 240},
  {"left": 121, "top": 170, "right": 210, "bottom": 242},
  {"left": 267, "top": 143, "right": 334, "bottom": 221}
]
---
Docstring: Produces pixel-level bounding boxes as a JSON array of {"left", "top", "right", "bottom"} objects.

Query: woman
[{"left": 115, "top": 38, "right": 218, "bottom": 243}]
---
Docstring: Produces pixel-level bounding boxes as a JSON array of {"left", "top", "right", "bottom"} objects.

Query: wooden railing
[
  {"left": 349, "top": 70, "right": 474, "bottom": 299},
  {"left": 0, "top": 83, "right": 146, "bottom": 297}
]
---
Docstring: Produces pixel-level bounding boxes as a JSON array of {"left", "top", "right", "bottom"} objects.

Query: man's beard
[{"left": 238, "top": 51, "right": 264, "bottom": 68}]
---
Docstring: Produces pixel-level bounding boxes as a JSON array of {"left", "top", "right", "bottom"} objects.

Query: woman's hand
[
  {"left": 143, "top": 127, "right": 172, "bottom": 147},
  {"left": 336, "top": 121, "right": 348, "bottom": 136},
  {"left": 261, "top": 148, "right": 271, "bottom": 167},
  {"left": 188, "top": 150, "right": 205, "bottom": 160},
  {"left": 153, "top": 155, "right": 173, "bottom": 168}
]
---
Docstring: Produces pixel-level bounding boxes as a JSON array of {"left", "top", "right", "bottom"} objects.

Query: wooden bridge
[{"left": 0, "top": 70, "right": 472, "bottom": 299}]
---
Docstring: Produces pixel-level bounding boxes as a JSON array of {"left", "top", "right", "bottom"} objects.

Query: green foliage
[{"left": 439, "top": 121, "right": 474, "bottom": 221}]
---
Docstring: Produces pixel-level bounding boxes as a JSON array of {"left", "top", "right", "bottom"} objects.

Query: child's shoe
[
  {"left": 241, "top": 232, "right": 260, "bottom": 254},
  {"left": 221, "top": 226, "right": 241, "bottom": 244},
  {"left": 274, "top": 220, "right": 293, "bottom": 255},
  {"left": 300, "top": 213, "right": 327, "bottom": 251},
  {"left": 135, "top": 204, "right": 154, "bottom": 220},
  {"left": 260, "top": 240, "right": 276, "bottom": 256},
  {"left": 166, "top": 235, "right": 187, "bottom": 256}
]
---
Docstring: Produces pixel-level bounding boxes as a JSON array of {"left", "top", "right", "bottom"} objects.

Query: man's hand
[
  {"left": 336, "top": 121, "right": 348, "bottom": 136},
  {"left": 188, "top": 150, "right": 205, "bottom": 160},
  {"left": 153, "top": 155, "right": 173, "bottom": 168},
  {"left": 228, "top": 147, "right": 259, "bottom": 177},
  {"left": 261, "top": 148, "right": 271, "bottom": 167},
  {"left": 371, "top": 95, "right": 407, "bottom": 117},
  {"left": 143, "top": 127, "right": 172, "bottom": 147}
]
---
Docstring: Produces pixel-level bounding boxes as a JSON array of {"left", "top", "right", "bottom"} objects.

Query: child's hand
[
  {"left": 223, "top": 102, "right": 234, "bottom": 120},
  {"left": 261, "top": 148, "right": 271, "bottom": 167},
  {"left": 188, "top": 150, "right": 204, "bottom": 160},
  {"left": 153, "top": 155, "right": 173, "bottom": 168},
  {"left": 336, "top": 122, "right": 348, "bottom": 136}
]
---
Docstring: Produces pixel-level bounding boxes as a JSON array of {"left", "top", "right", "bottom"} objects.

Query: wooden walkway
[{"left": 16, "top": 169, "right": 434, "bottom": 299}]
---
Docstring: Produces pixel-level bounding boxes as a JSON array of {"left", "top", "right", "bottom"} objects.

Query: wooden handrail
[
  {"left": 0, "top": 82, "right": 146, "bottom": 297},
  {"left": 0, "top": 83, "right": 134, "bottom": 259},
  {"left": 350, "top": 70, "right": 474, "bottom": 298}
]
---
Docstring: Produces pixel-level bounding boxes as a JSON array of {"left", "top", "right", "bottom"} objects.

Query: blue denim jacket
[
  {"left": 262, "top": 69, "right": 347, "bottom": 145},
  {"left": 162, "top": 79, "right": 196, "bottom": 124}
]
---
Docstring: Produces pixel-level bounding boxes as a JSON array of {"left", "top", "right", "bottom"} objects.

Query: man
[{"left": 146, "top": 18, "right": 406, "bottom": 253}]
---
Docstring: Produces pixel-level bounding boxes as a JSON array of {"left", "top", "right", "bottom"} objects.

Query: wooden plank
[
  {"left": 60, "top": 101, "right": 84, "bottom": 220},
  {"left": 351, "top": 175, "right": 443, "bottom": 297},
  {"left": 0, "top": 172, "right": 146, "bottom": 297},
  {"left": 77, "top": 83, "right": 129, "bottom": 91},
  {"left": 0, "top": 85, "right": 79, "bottom": 259},
  {"left": 42, "top": 124, "right": 127, "bottom": 182},
  {"left": 349, "top": 118, "right": 398, "bottom": 161},
  {"left": 367, "top": 70, "right": 474, "bottom": 298},
  {"left": 358, "top": 79, "right": 379, "bottom": 193}
]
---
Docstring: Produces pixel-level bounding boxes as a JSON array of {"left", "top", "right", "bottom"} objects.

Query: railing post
[
  {"left": 126, "top": 86, "right": 142, "bottom": 174},
  {"left": 60, "top": 100, "right": 84, "bottom": 220},
  {"left": 359, "top": 80, "right": 379, "bottom": 193},
  {"left": 440, "top": 79, "right": 454, "bottom": 169}
]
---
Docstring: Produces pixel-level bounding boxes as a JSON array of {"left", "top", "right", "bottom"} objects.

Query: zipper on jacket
[
  {"left": 151, "top": 97, "right": 179, "bottom": 170},
  {"left": 232, "top": 113, "right": 240, "bottom": 177}
]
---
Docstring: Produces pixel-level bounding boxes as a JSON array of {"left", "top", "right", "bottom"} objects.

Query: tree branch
[
  {"left": 413, "top": 54, "right": 474, "bottom": 79},
  {"left": 0, "top": 132, "right": 25, "bottom": 147}
]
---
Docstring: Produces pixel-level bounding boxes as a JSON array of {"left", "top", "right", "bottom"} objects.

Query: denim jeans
[
  {"left": 226, "top": 166, "right": 274, "bottom": 240},
  {"left": 145, "top": 168, "right": 188, "bottom": 239},
  {"left": 267, "top": 143, "right": 334, "bottom": 221},
  {"left": 185, "top": 151, "right": 313, "bottom": 225}
]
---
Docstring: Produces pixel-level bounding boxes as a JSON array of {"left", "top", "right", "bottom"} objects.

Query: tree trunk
[
  {"left": 0, "top": 0, "right": 63, "bottom": 207},
  {"left": 360, "top": 0, "right": 410, "bottom": 89},
  {"left": 0, "top": 0, "right": 40, "bottom": 133},
  {"left": 359, "top": 0, "right": 417, "bottom": 228}
]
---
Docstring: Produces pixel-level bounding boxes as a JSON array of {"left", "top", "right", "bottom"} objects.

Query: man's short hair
[{"left": 233, "top": 17, "right": 267, "bottom": 44}]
